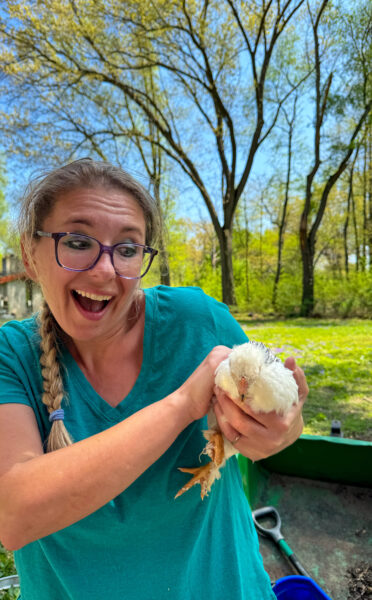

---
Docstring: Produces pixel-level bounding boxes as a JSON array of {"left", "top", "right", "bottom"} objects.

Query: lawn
[
  {"left": 0, "top": 316, "right": 370, "bottom": 441},
  {"left": 236, "top": 317, "right": 372, "bottom": 440}
]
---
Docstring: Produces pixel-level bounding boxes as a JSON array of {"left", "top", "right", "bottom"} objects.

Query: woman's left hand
[{"left": 213, "top": 356, "right": 308, "bottom": 462}]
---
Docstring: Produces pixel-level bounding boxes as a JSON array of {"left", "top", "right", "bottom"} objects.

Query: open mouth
[{"left": 72, "top": 290, "right": 112, "bottom": 313}]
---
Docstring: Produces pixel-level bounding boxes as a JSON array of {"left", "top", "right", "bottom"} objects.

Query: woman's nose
[{"left": 90, "top": 250, "right": 116, "bottom": 278}]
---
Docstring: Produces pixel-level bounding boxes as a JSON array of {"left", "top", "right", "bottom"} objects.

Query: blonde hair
[
  {"left": 19, "top": 158, "right": 160, "bottom": 451},
  {"left": 38, "top": 301, "right": 73, "bottom": 451}
]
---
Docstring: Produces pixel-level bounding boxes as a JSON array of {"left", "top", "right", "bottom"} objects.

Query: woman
[{"left": 0, "top": 159, "right": 307, "bottom": 599}]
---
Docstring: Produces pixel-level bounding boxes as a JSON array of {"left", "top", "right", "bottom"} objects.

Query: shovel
[{"left": 252, "top": 506, "right": 311, "bottom": 578}]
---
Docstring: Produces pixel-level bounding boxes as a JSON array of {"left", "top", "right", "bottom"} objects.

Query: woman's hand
[
  {"left": 177, "top": 346, "right": 232, "bottom": 424},
  {"left": 213, "top": 356, "right": 308, "bottom": 462}
]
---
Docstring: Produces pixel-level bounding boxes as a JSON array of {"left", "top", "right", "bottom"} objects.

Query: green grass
[
  {"left": 0, "top": 546, "right": 19, "bottom": 599},
  {"left": 236, "top": 317, "right": 372, "bottom": 440},
  {"left": 1, "top": 316, "right": 371, "bottom": 440}
]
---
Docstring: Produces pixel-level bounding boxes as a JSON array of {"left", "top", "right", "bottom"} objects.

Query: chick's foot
[
  {"left": 175, "top": 462, "right": 222, "bottom": 500},
  {"left": 175, "top": 432, "right": 226, "bottom": 500}
]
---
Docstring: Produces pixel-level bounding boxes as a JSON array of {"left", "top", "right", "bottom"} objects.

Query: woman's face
[{"left": 26, "top": 186, "right": 147, "bottom": 343}]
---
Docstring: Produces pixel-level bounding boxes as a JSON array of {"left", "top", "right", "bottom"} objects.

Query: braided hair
[{"left": 38, "top": 301, "right": 73, "bottom": 451}]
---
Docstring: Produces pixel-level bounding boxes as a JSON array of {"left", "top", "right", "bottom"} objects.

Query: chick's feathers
[
  {"left": 215, "top": 341, "right": 299, "bottom": 414},
  {"left": 175, "top": 340, "right": 299, "bottom": 500}
]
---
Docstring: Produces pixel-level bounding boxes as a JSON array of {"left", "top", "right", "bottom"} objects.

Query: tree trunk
[
  {"left": 300, "top": 235, "right": 315, "bottom": 317},
  {"left": 219, "top": 226, "right": 236, "bottom": 305},
  {"left": 368, "top": 127, "right": 372, "bottom": 271},
  {"left": 153, "top": 179, "right": 171, "bottom": 286},
  {"left": 273, "top": 216, "right": 285, "bottom": 310},
  {"left": 243, "top": 195, "right": 250, "bottom": 303},
  {"left": 157, "top": 235, "right": 171, "bottom": 286},
  {"left": 362, "top": 135, "right": 367, "bottom": 271},
  {"left": 351, "top": 181, "right": 360, "bottom": 273},
  {"left": 343, "top": 176, "right": 351, "bottom": 277},
  {"left": 299, "top": 203, "right": 315, "bottom": 317},
  {"left": 273, "top": 99, "right": 297, "bottom": 310}
]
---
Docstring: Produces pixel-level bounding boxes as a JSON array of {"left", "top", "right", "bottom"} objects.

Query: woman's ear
[{"left": 21, "top": 235, "right": 38, "bottom": 281}]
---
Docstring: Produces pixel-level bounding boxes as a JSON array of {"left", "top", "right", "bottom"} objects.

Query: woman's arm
[{"left": 0, "top": 346, "right": 231, "bottom": 551}]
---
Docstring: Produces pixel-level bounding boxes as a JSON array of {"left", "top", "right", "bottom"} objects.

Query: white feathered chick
[{"left": 175, "top": 341, "right": 299, "bottom": 499}]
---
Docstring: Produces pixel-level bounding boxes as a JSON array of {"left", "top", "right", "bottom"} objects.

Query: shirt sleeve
[
  {"left": 0, "top": 322, "right": 50, "bottom": 440},
  {"left": 202, "top": 293, "right": 249, "bottom": 348},
  {"left": 0, "top": 327, "right": 33, "bottom": 407}
]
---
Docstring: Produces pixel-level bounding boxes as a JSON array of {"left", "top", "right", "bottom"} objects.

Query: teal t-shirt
[{"left": 0, "top": 286, "right": 275, "bottom": 600}]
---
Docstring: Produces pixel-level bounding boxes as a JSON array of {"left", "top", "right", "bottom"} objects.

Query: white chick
[{"left": 175, "top": 341, "right": 299, "bottom": 500}]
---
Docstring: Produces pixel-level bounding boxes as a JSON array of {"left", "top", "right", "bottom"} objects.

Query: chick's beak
[{"left": 238, "top": 376, "right": 249, "bottom": 402}]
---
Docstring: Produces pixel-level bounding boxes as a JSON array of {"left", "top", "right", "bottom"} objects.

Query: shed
[{"left": 0, "top": 255, "right": 43, "bottom": 319}]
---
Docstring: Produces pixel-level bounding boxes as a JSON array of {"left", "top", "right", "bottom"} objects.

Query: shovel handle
[
  {"left": 278, "top": 540, "right": 311, "bottom": 578},
  {"left": 253, "top": 507, "right": 311, "bottom": 578},
  {"left": 252, "top": 506, "right": 284, "bottom": 544}
]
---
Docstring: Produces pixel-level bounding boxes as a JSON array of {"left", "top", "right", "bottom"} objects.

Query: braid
[{"left": 39, "top": 301, "right": 73, "bottom": 452}]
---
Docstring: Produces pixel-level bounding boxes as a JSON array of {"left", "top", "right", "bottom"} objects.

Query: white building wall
[
  {"left": 7, "top": 280, "right": 27, "bottom": 319},
  {"left": 32, "top": 285, "right": 44, "bottom": 314}
]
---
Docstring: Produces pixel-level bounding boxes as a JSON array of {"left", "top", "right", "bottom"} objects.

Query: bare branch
[{"left": 310, "top": 100, "right": 372, "bottom": 244}]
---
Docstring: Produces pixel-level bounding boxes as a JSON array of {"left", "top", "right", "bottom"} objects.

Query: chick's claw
[
  {"left": 175, "top": 463, "right": 218, "bottom": 500},
  {"left": 175, "top": 431, "right": 225, "bottom": 500}
]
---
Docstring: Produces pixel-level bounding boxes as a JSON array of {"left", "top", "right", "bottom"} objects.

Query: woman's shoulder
[
  {"left": 144, "top": 285, "right": 229, "bottom": 318},
  {"left": 0, "top": 314, "right": 40, "bottom": 356},
  {"left": 0, "top": 313, "right": 39, "bottom": 336},
  {"left": 144, "top": 285, "right": 247, "bottom": 345}
]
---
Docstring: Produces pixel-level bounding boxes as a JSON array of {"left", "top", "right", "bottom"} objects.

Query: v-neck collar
[{"left": 60, "top": 288, "right": 157, "bottom": 423}]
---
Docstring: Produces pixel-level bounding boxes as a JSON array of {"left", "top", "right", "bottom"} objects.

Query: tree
[
  {"left": 298, "top": 0, "right": 371, "bottom": 316},
  {"left": 343, "top": 148, "right": 360, "bottom": 276},
  {"left": 122, "top": 69, "right": 172, "bottom": 286},
  {"left": 0, "top": 0, "right": 306, "bottom": 304},
  {"left": 0, "top": 158, "right": 13, "bottom": 257},
  {"left": 272, "top": 94, "right": 298, "bottom": 309}
]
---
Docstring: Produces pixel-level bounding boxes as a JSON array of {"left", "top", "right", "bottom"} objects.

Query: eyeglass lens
[{"left": 58, "top": 234, "right": 151, "bottom": 277}]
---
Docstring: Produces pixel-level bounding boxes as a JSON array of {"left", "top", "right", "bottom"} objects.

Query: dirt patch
[
  {"left": 347, "top": 562, "right": 372, "bottom": 600},
  {"left": 255, "top": 474, "right": 372, "bottom": 600}
]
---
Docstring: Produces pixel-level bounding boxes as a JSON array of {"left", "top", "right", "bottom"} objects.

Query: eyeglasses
[{"left": 36, "top": 231, "right": 158, "bottom": 279}]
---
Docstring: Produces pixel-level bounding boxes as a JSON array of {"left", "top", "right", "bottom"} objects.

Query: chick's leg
[
  {"left": 201, "top": 430, "right": 225, "bottom": 465},
  {"left": 175, "top": 463, "right": 217, "bottom": 499},
  {"left": 175, "top": 432, "right": 225, "bottom": 500}
]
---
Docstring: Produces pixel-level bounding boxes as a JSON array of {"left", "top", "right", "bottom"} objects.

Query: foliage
[
  {"left": 141, "top": 202, "right": 372, "bottom": 318},
  {"left": 314, "top": 272, "right": 372, "bottom": 318},
  {"left": 0, "top": 544, "right": 19, "bottom": 599},
  {"left": 0, "top": 160, "right": 13, "bottom": 259}
]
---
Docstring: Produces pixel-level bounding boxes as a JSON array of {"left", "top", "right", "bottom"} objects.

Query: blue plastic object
[{"left": 273, "top": 576, "right": 333, "bottom": 599}]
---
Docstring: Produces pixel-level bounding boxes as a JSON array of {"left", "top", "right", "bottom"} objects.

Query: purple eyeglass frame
[{"left": 36, "top": 231, "right": 158, "bottom": 279}]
